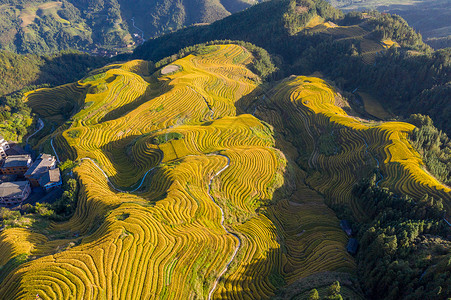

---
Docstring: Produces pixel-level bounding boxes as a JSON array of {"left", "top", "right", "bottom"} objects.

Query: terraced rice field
[
  {"left": 259, "top": 76, "right": 451, "bottom": 221},
  {"left": 0, "top": 45, "right": 354, "bottom": 299}
]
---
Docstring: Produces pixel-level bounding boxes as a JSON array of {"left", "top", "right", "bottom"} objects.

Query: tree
[
  {"left": 326, "top": 281, "right": 343, "bottom": 299},
  {"left": 308, "top": 288, "right": 319, "bottom": 300}
]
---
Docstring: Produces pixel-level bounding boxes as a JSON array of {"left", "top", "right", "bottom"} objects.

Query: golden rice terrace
[{"left": 0, "top": 44, "right": 449, "bottom": 299}]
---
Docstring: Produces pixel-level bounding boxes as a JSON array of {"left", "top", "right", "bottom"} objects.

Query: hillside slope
[
  {"left": 0, "top": 44, "right": 356, "bottom": 299},
  {"left": 0, "top": 0, "right": 260, "bottom": 54},
  {"left": 328, "top": 0, "right": 451, "bottom": 49},
  {"left": 1, "top": 43, "right": 449, "bottom": 299}
]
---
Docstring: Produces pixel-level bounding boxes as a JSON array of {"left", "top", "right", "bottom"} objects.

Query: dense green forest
[
  {"left": 352, "top": 178, "right": 450, "bottom": 299},
  {"left": 328, "top": 0, "right": 451, "bottom": 49},
  {"left": 133, "top": 0, "right": 451, "bottom": 136},
  {"left": 407, "top": 114, "right": 451, "bottom": 187}
]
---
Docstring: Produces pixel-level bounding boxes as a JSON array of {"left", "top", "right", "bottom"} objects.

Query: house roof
[
  {"left": 0, "top": 181, "right": 29, "bottom": 198},
  {"left": 39, "top": 169, "right": 61, "bottom": 187},
  {"left": 2, "top": 155, "right": 31, "bottom": 168},
  {"left": 25, "top": 154, "right": 56, "bottom": 178}
]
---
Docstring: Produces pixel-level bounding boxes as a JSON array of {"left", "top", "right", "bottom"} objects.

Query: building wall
[
  {"left": 29, "top": 178, "right": 40, "bottom": 187},
  {"left": 1, "top": 166, "right": 29, "bottom": 175},
  {"left": 0, "top": 182, "right": 31, "bottom": 206}
]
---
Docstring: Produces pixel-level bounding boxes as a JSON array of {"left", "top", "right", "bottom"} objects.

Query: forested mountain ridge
[
  {"left": 0, "top": 0, "right": 260, "bottom": 54},
  {"left": 327, "top": 0, "right": 451, "bottom": 49}
]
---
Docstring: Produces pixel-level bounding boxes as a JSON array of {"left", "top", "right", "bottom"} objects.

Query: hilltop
[{"left": 328, "top": 0, "right": 451, "bottom": 49}]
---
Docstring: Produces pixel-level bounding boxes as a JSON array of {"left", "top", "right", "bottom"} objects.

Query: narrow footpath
[{"left": 207, "top": 154, "right": 241, "bottom": 300}]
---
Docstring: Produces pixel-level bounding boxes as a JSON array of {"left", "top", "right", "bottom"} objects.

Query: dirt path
[{"left": 207, "top": 154, "right": 241, "bottom": 300}]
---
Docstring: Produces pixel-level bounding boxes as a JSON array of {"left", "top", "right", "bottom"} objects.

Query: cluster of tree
[
  {"left": 0, "top": 85, "right": 43, "bottom": 141},
  {"left": 151, "top": 40, "right": 277, "bottom": 81},
  {"left": 407, "top": 114, "right": 451, "bottom": 186},
  {"left": 363, "top": 11, "right": 429, "bottom": 51},
  {"left": 352, "top": 178, "right": 451, "bottom": 299},
  {"left": 308, "top": 281, "right": 344, "bottom": 299}
]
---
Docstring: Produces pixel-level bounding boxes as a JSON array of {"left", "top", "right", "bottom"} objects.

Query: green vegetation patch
[
  {"left": 67, "top": 129, "right": 80, "bottom": 139},
  {"left": 82, "top": 73, "right": 106, "bottom": 83},
  {"left": 151, "top": 132, "right": 184, "bottom": 145},
  {"left": 318, "top": 131, "right": 341, "bottom": 156}
]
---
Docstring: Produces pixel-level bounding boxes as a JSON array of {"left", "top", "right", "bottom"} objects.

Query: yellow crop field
[
  {"left": 1, "top": 45, "right": 354, "bottom": 299},
  {"left": 262, "top": 76, "right": 451, "bottom": 221}
]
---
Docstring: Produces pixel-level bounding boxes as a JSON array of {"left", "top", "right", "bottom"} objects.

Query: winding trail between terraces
[
  {"left": 207, "top": 153, "right": 241, "bottom": 300},
  {"left": 52, "top": 135, "right": 243, "bottom": 293},
  {"left": 26, "top": 118, "right": 44, "bottom": 144},
  {"left": 50, "top": 138, "right": 158, "bottom": 193},
  {"left": 188, "top": 86, "right": 214, "bottom": 120}
]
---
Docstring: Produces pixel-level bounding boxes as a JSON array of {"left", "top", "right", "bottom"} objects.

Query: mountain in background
[
  {"left": 327, "top": 0, "right": 451, "bottom": 49},
  {"left": 0, "top": 0, "right": 259, "bottom": 54}
]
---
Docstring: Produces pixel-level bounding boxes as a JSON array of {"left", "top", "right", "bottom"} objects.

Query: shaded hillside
[
  {"left": 0, "top": 50, "right": 107, "bottom": 97},
  {"left": 118, "top": 0, "right": 257, "bottom": 38}
]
